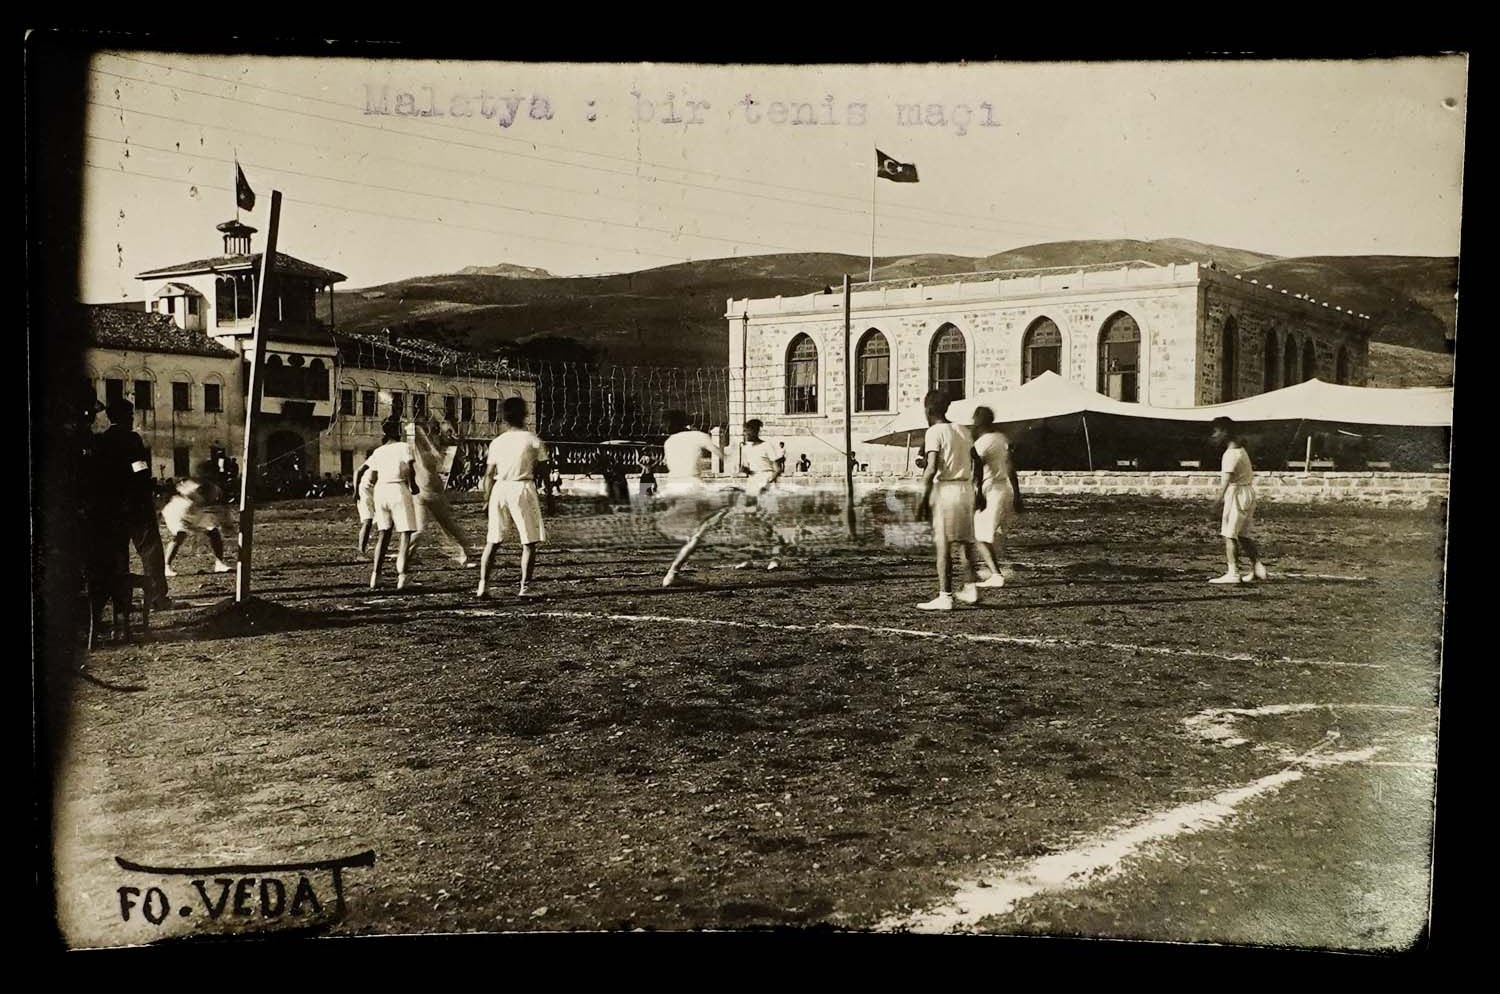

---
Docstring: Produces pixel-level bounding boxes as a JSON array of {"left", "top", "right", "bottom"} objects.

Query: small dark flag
[
  {"left": 235, "top": 161, "right": 256, "bottom": 211},
  {"left": 876, "top": 149, "right": 919, "bottom": 183}
]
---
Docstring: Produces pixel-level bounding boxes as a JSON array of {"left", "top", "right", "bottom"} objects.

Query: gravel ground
[{"left": 50, "top": 494, "right": 1445, "bottom": 949}]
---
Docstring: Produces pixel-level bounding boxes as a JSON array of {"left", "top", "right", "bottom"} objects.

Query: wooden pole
[
  {"left": 1082, "top": 413, "right": 1095, "bottom": 472},
  {"left": 740, "top": 310, "right": 748, "bottom": 476},
  {"left": 869, "top": 168, "right": 877, "bottom": 284},
  {"left": 1304, "top": 433, "right": 1313, "bottom": 476},
  {"left": 843, "top": 275, "right": 856, "bottom": 539},
  {"left": 235, "top": 190, "right": 282, "bottom": 604}
]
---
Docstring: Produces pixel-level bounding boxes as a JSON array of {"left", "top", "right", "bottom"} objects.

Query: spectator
[{"left": 94, "top": 398, "right": 171, "bottom": 610}]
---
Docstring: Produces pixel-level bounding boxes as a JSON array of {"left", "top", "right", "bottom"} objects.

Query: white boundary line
[
  {"left": 884, "top": 699, "right": 1427, "bottom": 933},
  {"left": 449, "top": 607, "right": 1387, "bottom": 669},
  {"left": 1184, "top": 703, "right": 1421, "bottom": 747}
]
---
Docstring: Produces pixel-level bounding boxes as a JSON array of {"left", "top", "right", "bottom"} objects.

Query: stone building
[
  {"left": 84, "top": 218, "right": 533, "bottom": 485},
  {"left": 726, "top": 260, "right": 1372, "bottom": 472}
]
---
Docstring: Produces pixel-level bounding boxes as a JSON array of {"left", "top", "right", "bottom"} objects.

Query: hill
[
  {"left": 456, "top": 263, "right": 555, "bottom": 278},
  {"left": 1238, "top": 256, "right": 1456, "bottom": 352},
  {"left": 1366, "top": 342, "right": 1454, "bottom": 388},
  {"left": 325, "top": 239, "right": 1457, "bottom": 367}
]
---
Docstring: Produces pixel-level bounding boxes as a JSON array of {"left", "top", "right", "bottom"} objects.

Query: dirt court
[{"left": 50, "top": 492, "right": 1445, "bottom": 948}]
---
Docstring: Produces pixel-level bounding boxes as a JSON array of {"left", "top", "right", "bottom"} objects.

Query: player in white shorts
[
  {"left": 1210, "top": 417, "right": 1268, "bottom": 584},
  {"left": 970, "top": 406, "right": 1023, "bottom": 588},
  {"left": 733, "top": 418, "right": 785, "bottom": 571},
  {"left": 917, "top": 389, "right": 983, "bottom": 611},
  {"left": 660, "top": 409, "right": 730, "bottom": 588},
  {"left": 365, "top": 418, "right": 421, "bottom": 591},
  {"left": 162, "top": 460, "right": 233, "bottom": 576},
  {"left": 477, "top": 397, "right": 549, "bottom": 599},
  {"left": 406, "top": 418, "right": 477, "bottom": 567},
  {"left": 353, "top": 454, "right": 377, "bottom": 557}
]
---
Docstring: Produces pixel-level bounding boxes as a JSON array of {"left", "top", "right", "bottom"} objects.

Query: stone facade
[
  {"left": 329, "top": 366, "right": 537, "bottom": 476},
  {"left": 87, "top": 344, "right": 244, "bottom": 482},
  {"left": 727, "top": 263, "right": 1371, "bottom": 475}
]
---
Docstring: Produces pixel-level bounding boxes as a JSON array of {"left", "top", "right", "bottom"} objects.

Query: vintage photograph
[{"left": 30, "top": 42, "right": 1463, "bottom": 950}]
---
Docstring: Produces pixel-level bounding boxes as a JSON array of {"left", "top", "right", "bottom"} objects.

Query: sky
[{"left": 77, "top": 55, "right": 1468, "bottom": 301}]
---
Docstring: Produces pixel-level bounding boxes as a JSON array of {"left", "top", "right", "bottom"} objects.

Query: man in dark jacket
[{"left": 94, "top": 398, "right": 171, "bottom": 609}]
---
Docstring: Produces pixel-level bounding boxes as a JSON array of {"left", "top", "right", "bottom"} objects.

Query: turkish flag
[
  {"left": 876, "top": 149, "right": 919, "bottom": 183},
  {"left": 235, "top": 161, "right": 256, "bottom": 212}
]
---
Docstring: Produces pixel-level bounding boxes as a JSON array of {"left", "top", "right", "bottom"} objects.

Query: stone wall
[{"left": 559, "top": 471, "right": 1448, "bottom": 509}]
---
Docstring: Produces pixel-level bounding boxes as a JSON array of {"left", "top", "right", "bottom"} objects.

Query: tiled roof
[
  {"left": 335, "top": 332, "right": 534, "bottom": 381},
  {"left": 84, "top": 305, "right": 238, "bottom": 358},
  {"left": 137, "top": 251, "right": 347, "bottom": 283}
]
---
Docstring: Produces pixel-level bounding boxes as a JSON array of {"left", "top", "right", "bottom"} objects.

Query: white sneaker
[
  {"left": 517, "top": 587, "right": 542, "bottom": 599},
  {"left": 663, "top": 570, "right": 679, "bottom": 588},
  {"left": 1253, "top": 561, "right": 1269, "bottom": 581},
  {"left": 976, "top": 573, "right": 1005, "bottom": 588},
  {"left": 733, "top": 561, "right": 753, "bottom": 570},
  {"left": 213, "top": 560, "right": 232, "bottom": 573},
  {"left": 397, "top": 573, "right": 420, "bottom": 591},
  {"left": 1208, "top": 572, "right": 1244, "bottom": 585},
  {"left": 476, "top": 584, "right": 488, "bottom": 598},
  {"left": 164, "top": 565, "right": 179, "bottom": 578},
  {"left": 766, "top": 559, "right": 781, "bottom": 572},
  {"left": 956, "top": 583, "right": 979, "bottom": 604},
  {"left": 918, "top": 593, "right": 955, "bottom": 611}
]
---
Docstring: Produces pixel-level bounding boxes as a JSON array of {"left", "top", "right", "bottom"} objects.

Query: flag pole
[
  {"left": 844, "top": 274, "right": 856, "bottom": 539},
  {"left": 236, "top": 189, "right": 281, "bottom": 604},
  {"left": 869, "top": 156, "right": 877, "bottom": 284}
]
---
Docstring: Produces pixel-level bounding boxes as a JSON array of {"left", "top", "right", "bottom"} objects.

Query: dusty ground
[{"left": 49, "top": 493, "right": 1444, "bottom": 950}]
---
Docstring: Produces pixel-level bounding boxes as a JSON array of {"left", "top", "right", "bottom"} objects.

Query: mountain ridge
[{"left": 324, "top": 238, "right": 1458, "bottom": 369}]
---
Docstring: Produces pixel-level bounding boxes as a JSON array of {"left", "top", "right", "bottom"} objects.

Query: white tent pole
[
  {"left": 1305, "top": 434, "right": 1313, "bottom": 476},
  {"left": 1083, "top": 413, "right": 1094, "bottom": 471}
]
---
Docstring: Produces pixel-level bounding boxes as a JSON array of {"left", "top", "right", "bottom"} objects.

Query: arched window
[
  {"left": 929, "top": 324, "right": 966, "bottom": 401},
  {"left": 1283, "top": 335, "right": 1300, "bottom": 387},
  {"left": 1098, "top": 312, "right": 1141, "bottom": 402},
  {"left": 1263, "top": 330, "right": 1280, "bottom": 392},
  {"left": 307, "top": 358, "right": 329, "bottom": 400},
  {"left": 1302, "top": 339, "right": 1317, "bottom": 382},
  {"left": 785, "top": 334, "right": 819, "bottom": 414},
  {"left": 1220, "top": 317, "right": 1239, "bottom": 402},
  {"left": 216, "top": 277, "right": 235, "bottom": 320},
  {"left": 855, "top": 329, "right": 890, "bottom": 412},
  {"left": 236, "top": 274, "right": 255, "bottom": 319},
  {"left": 1335, "top": 346, "right": 1350, "bottom": 385},
  {"left": 1022, "top": 318, "right": 1063, "bottom": 383}
]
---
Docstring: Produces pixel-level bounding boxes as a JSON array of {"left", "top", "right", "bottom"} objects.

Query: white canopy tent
[{"left": 864, "top": 371, "right": 1453, "bottom": 446}]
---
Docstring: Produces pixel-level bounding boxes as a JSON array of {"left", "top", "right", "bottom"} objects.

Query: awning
[{"left": 864, "top": 371, "right": 1452, "bottom": 445}]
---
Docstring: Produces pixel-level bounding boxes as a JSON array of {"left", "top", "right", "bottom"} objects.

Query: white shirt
[
  {"left": 1221, "top": 444, "right": 1254, "bottom": 485},
  {"left": 487, "top": 429, "right": 549, "bottom": 482},
  {"left": 741, "top": 440, "right": 780, "bottom": 477},
  {"left": 923, "top": 422, "right": 974, "bottom": 482},
  {"left": 663, "top": 430, "right": 721, "bottom": 479},
  {"left": 973, "top": 431, "right": 1013, "bottom": 491},
  {"left": 366, "top": 441, "right": 414, "bottom": 487}
]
